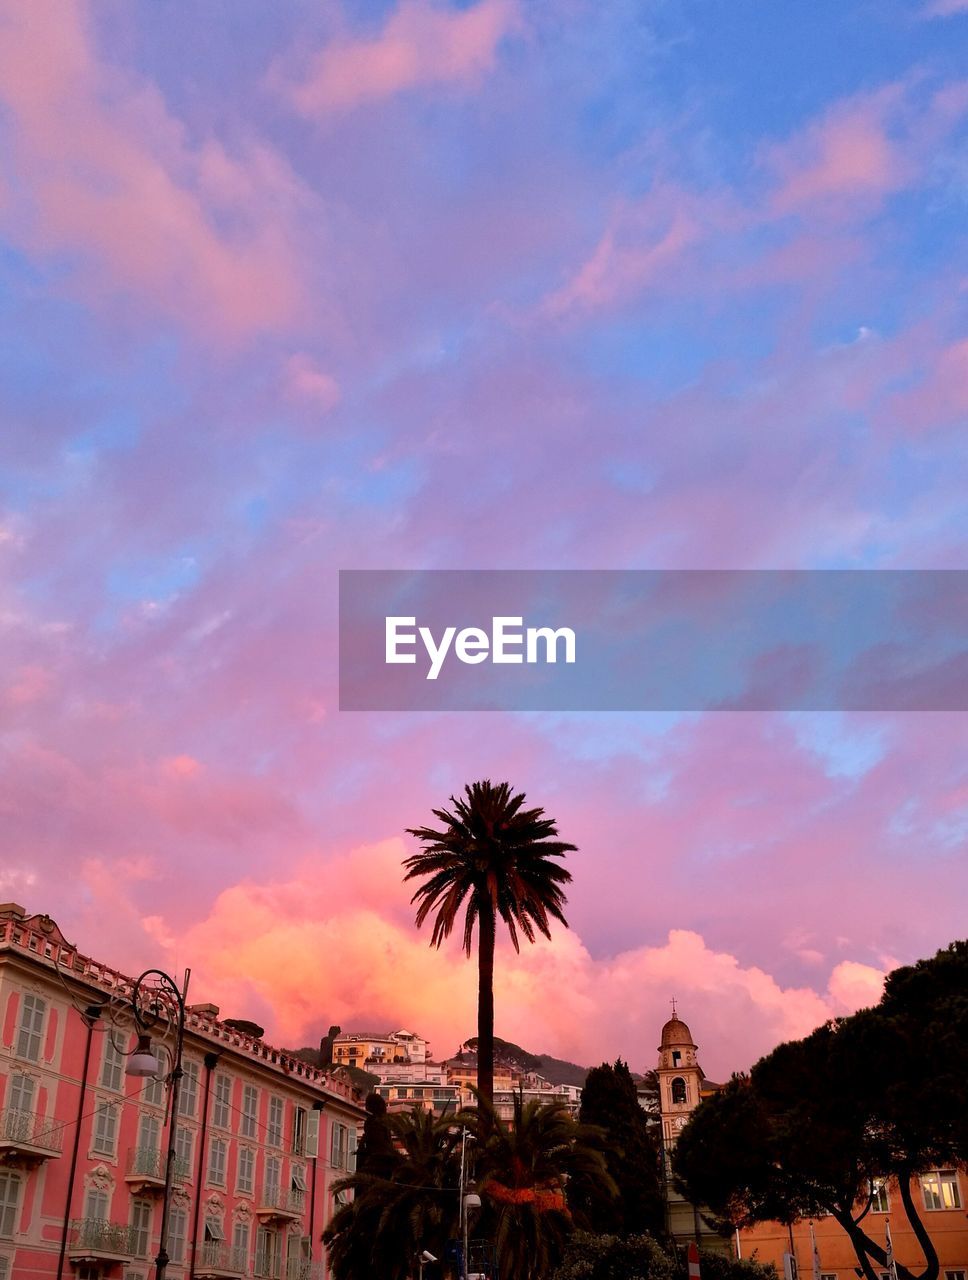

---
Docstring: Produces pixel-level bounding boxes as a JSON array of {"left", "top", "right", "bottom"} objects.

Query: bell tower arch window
[{"left": 671, "top": 1077, "right": 687, "bottom": 1105}]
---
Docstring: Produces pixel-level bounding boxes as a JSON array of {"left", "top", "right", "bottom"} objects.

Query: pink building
[{"left": 0, "top": 905, "right": 365, "bottom": 1280}]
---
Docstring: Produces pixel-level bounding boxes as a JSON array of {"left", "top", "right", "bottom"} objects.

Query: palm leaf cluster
[
  {"left": 323, "top": 1109, "right": 462, "bottom": 1280},
  {"left": 471, "top": 1094, "right": 617, "bottom": 1280},
  {"left": 404, "top": 779, "right": 575, "bottom": 1105},
  {"left": 323, "top": 1096, "right": 616, "bottom": 1280},
  {"left": 404, "top": 779, "right": 574, "bottom": 954}
]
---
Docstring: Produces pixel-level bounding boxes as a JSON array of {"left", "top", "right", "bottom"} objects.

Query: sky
[{"left": 1, "top": 0, "right": 967, "bottom": 1082}]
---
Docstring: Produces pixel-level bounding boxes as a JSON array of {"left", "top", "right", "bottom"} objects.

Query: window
[
  {"left": 174, "top": 1125, "right": 193, "bottom": 1170},
  {"left": 291, "top": 1166, "right": 307, "bottom": 1193},
  {"left": 204, "top": 1217, "right": 224, "bottom": 1242},
  {"left": 305, "top": 1108, "right": 320, "bottom": 1158},
  {"left": 671, "top": 1049, "right": 682, "bottom": 1065},
  {"left": 100, "top": 1036, "right": 126, "bottom": 1092},
  {"left": 870, "top": 1178, "right": 890, "bottom": 1213},
  {"left": 923, "top": 1170, "right": 962, "bottom": 1211},
  {"left": 944, "top": 1272, "right": 966, "bottom": 1280},
  {"left": 0, "top": 1257, "right": 9, "bottom": 1280},
  {"left": 241, "top": 1085, "right": 259, "bottom": 1138},
  {"left": 168, "top": 1206, "right": 187, "bottom": 1264},
  {"left": 330, "top": 1122, "right": 348, "bottom": 1169},
  {"left": 265, "top": 1154, "right": 281, "bottom": 1193},
  {"left": 237, "top": 1147, "right": 254, "bottom": 1195},
  {"left": 291, "top": 1106, "right": 307, "bottom": 1155},
  {"left": 84, "top": 1187, "right": 109, "bottom": 1221},
  {"left": 0, "top": 1173, "right": 21, "bottom": 1238},
  {"left": 255, "top": 1226, "right": 281, "bottom": 1278},
  {"left": 267, "top": 1096, "right": 284, "bottom": 1147},
  {"left": 212, "top": 1074, "right": 232, "bottom": 1130},
  {"left": 16, "top": 995, "right": 46, "bottom": 1063},
  {"left": 180, "top": 1061, "right": 200, "bottom": 1119},
  {"left": 671, "top": 1077, "right": 687, "bottom": 1105},
  {"left": 820, "top": 1274, "right": 837, "bottom": 1280},
  {"left": 92, "top": 1101, "right": 118, "bottom": 1155},
  {"left": 7, "top": 1073, "right": 35, "bottom": 1116},
  {"left": 138, "top": 1112, "right": 160, "bottom": 1153},
  {"left": 208, "top": 1136, "right": 227, "bottom": 1186},
  {"left": 233, "top": 1219, "right": 250, "bottom": 1263},
  {"left": 130, "top": 1200, "right": 152, "bottom": 1257}
]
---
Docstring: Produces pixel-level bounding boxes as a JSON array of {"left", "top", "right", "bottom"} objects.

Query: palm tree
[
  {"left": 323, "top": 1106, "right": 461, "bottom": 1280},
  {"left": 468, "top": 1093, "right": 617, "bottom": 1280},
  {"left": 404, "top": 779, "right": 575, "bottom": 1105}
]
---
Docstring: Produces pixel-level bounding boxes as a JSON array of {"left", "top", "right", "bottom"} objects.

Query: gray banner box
[{"left": 338, "top": 570, "right": 968, "bottom": 711}]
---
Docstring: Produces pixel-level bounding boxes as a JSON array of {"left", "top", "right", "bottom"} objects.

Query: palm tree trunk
[{"left": 478, "top": 904, "right": 496, "bottom": 1107}]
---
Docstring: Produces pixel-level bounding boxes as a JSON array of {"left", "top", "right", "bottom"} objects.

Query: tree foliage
[
  {"left": 405, "top": 779, "right": 575, "bottom": 1104},
  {"left": 467, "top": 1093, "right": 618, "bottom": 1280},
  {"left": 552, "top": 1231, "right": 777, "bottom": 1280},
  {"left": 323, "top": 1107, "right": 461, "bottom": 1280},
  {"left": 324, "top": 1093, "right": 618, "bottom": 1280},
  {"left": 569, "top": 1060, "right": 665, "bottom": 1236},
  {"left": 672, "top": 941, "right": 968, "bottom": 1280}
]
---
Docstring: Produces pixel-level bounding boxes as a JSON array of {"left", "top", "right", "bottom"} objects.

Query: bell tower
[
  {"left": 657, "top": 1001, "right": 704, "bottom": 1148},
  {"left": 655, "top": 1003, "right": 726, "bottom": 1252}
]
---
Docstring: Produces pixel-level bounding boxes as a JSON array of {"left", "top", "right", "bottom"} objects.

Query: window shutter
[{"left": 304, "top": 1109, "right": 319, "bottom": 1159}]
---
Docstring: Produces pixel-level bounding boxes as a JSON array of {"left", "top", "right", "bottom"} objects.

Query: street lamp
[
  {"left": 458, "top": 1129, "right": 481, "bottom": 1280},
  {"left": 124, "top": 968, "right": 190, "bottom": 1280},
  {"left": 418, "top": 1248, "right": 438, "bottom": 1280}
]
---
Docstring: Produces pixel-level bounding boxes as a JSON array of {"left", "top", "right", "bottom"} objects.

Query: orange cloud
[
  {"left": 156, "top": 842, "right": 887, "bottom": 1076},
  {"left": 277, "top": 0, "right": 518, "bottom": 116},
  {"left": 0, "top": 0, "right": 306, "bottom": 340}
]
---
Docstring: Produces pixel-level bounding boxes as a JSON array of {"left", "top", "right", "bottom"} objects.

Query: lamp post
[
  {"left": 125, "top": 968, "right": 190, "bottom": 1280},
  {"left": 458, "top": 1129, "right": 481, "bottom": 1280}
]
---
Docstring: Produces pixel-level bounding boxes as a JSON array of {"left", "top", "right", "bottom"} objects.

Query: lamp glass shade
[
  {"left": 126, "top": 1034, "right": 161, "bottom": 1077},
  {"left": 463, "top": 1192, "right": 482, "bottom": 1210}
]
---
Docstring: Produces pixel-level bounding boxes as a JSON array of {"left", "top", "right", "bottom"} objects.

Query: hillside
[{"left": 457, "top": 1036, "right": 590, "bottom": 1087}]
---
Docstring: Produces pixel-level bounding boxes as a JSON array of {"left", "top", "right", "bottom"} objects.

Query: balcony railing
[
  {"left": 197, "top": 1241, "right": 248, "bottom": 1275},
  {"left": 255, "top": 1250, "right": 282, "bottom": 1279},
  {"left": 286, "top": 1258, "right": 326, "bottom": 1280},
  {"left": 258, "top": 1184, "right": 305, "bottom": 1217},
  {"left": 125, "top": 1146, "right": 191, "bottom": 1183},
  {"left": 70, "top": 1217, "right": 135, "bottom": 1257},
  {"left": 0, "top": 1107, "right": 62, "bottom": 1154}
]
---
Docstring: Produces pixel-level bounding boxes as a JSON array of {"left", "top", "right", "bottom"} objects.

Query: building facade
[
  {"left": 331, "top": 1030, "right": 428, "bottom": 1072},
  {"left": 0, "top": 904, "right": 365, "bottom": 1280}
]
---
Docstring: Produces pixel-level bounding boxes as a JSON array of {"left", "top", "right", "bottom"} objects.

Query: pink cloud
[
  {"left": 0, "top": 0, "right": 306, "bottom": 340},
  {"left": 826, "top": 959, "right": 888, "bottom": 1014},
  {"left": 283, "top": 354, "right": 342, "bottom": 412},
  {"left": 277, "top": 0, "right": 518, "bottom": 116},
  {"left": 542, "top": 197, "right": 700, "bottom": 317},
  {"left": 885, "top": 336, "right": 968, "bottom": 433},
  {"left": 769, "top": 99, "right": 904, "bottom": 214},
  {"left": 923, "top": 0, "right": 968, "bottom": 14}
]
